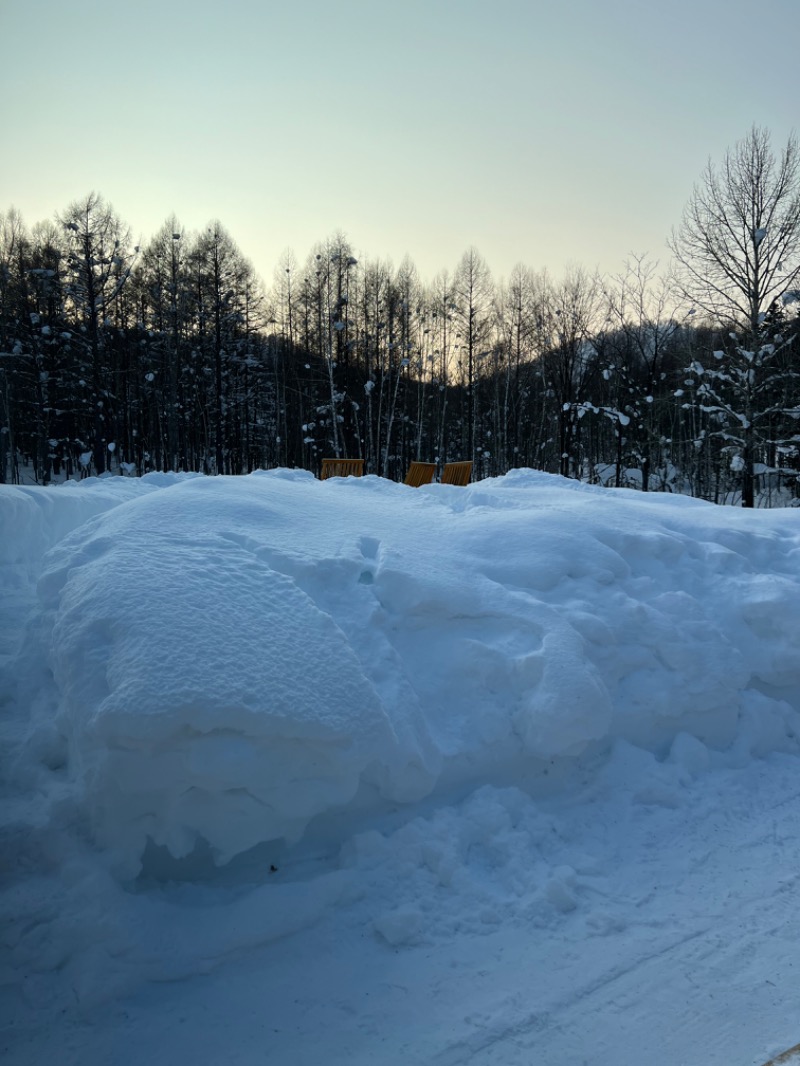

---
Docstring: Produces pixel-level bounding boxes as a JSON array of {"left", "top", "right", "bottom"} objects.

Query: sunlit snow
[{"left": 1, "top": 470, "right": 799, "bottom": 1065}]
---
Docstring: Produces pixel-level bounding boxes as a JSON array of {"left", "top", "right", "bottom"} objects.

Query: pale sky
[{"left": 1, "top": 0, "right": 797, "bottom": 287}]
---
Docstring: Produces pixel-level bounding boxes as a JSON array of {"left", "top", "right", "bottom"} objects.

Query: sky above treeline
[{"left": 1, "top": 0, "right": 798, "bottom": 286}]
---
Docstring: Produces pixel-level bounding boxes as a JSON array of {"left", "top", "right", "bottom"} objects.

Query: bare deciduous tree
[
  {"left": 670, "top": 127, "right": 800, "bottom": 333},
  {"left": 670, "top": 127, "right": 800, "bottom": 506}
]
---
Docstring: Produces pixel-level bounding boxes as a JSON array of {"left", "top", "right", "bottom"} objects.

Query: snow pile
[
  {"left": 17, "top": 469, "right": 800, "bottom": 877},
  {"left": 0, "top": 473, "right": 199, "bottom": 574},
  {"left": 3, "top": 469, "right": 800, "bottom": 1066},
  {"left": 0, "top": 475, "right": 195, "bottom": 663}
]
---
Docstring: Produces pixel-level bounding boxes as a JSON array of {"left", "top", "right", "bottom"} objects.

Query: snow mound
[
  {"left": 28, "top": 470, "right": 800, "bottom": 876},
  {"left": 39, "top": 483, "right": 433, "bottom": 875}
]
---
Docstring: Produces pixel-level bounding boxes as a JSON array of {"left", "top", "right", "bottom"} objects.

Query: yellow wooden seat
[
  {"left": 320, "top": 458, "right": 364, "bottom": 480},
  {"left": 441, "top": 461, "right": 472, "bottom": 486},
  {"left": 404, "top": 461, "right": 436, "bottom": 487}
]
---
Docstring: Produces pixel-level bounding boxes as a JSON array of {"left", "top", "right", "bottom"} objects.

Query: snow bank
[
  {"left": 0, "top": 475, "right": 200, "bottom": 657},
  {"left": 26, "top": 469, "right": 800, "bottom": 876},
  {"left": 0, "top": 473, "right": 200, "bottom": 573},
  {"left": 36, "top": 476, "right": 435, "bottom": 876}
]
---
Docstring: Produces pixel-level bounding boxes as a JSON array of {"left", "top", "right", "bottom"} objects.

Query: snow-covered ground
[{"left": 1, "top": 469, "right": 799, "bottom": 1065}]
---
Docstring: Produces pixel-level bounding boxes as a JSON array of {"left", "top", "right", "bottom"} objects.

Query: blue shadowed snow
[{"left": 1, "top": 470, "right": 799, "bottom": 1066}]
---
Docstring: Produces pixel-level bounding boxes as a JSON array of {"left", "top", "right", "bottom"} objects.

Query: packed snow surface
[{"left": 1, "top": 470, "right": 799, "bottom": 1065}]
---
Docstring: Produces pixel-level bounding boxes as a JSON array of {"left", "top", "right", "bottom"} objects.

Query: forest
[{"left": 2, "top": 129, "right": 799, "bottom": 506}]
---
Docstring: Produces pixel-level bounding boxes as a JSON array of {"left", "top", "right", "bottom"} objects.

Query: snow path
[{"left": 5, "top": 752, "right": 799, "bottom": 1066}]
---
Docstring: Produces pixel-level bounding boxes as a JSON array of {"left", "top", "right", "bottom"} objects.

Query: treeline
[{"left": 2, "top": 133, "right": 799, "bottom": 506}]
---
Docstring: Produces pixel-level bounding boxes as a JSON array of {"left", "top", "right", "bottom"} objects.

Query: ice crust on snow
[{"left": 10, "top": 468, "right": 799, "bottom": 875}]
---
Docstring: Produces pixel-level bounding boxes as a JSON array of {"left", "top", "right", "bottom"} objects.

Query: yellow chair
[
  {"left": 441, "top": 461, "right": 472, "bottom": 486},
  {"left": 404, "top": 462, "right": 437, "bottom": 487},
  {"left": 320, "top": 458, "right": 364, "bottom": 480}
]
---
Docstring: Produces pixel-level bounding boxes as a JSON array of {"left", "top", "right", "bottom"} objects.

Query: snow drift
[
  {"left": 22, "top": 469, "right": 800, "bottom": 876},
  {"left": 4, "top": 469, "right": 800, "bottom": 1066}
]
